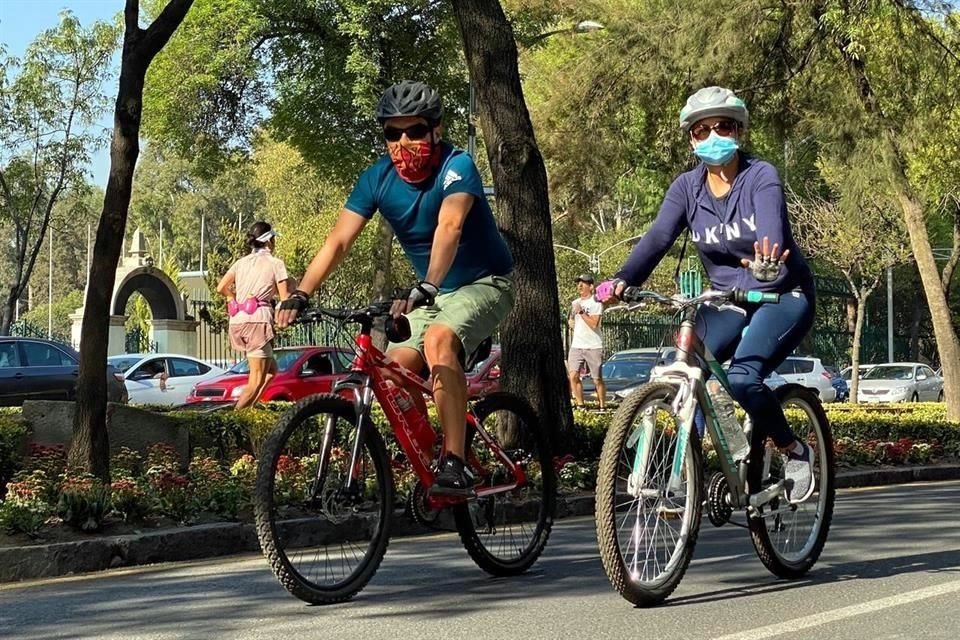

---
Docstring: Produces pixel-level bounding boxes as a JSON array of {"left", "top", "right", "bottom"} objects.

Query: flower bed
[{"left": 0, "top": 402, "right": 956, "bottom": 542}]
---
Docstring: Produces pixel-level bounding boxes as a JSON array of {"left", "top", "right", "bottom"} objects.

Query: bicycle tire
[
  {"left": 595, "top": 382, "right": 704, "bottom": 607},
  {"left": 749, "top": 386, "right": 835, "bottom": 578},
  {"left": 454, "top": 392, "right": 556, "bottom": 576},
  {"left": 254, "top": 393, "right": 394, "bottom": 604}
]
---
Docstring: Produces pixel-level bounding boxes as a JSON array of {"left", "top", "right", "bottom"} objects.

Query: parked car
[
  {"left": 186, "top": 347, "right": 353, "bottom": 405},
  {"left": 0, "top": 337, "right": 127, "bottom": 406},
  {"left": 840, "top": 364, "right": 876, "bottom": 381},
  {"left": 108, "top": 353, "right": 224, "bottom": 406},
  {"left": 581, "top": 348, "right": 678, "bottom": 402},
  {"left": 582, "top": 348, "right": 786, "bottom": 402},
  {"left": 465, "top": 346, "right": 501, "bottom": 398},
  {"left": 824, "top": 365, "right": 850, "bottom": 402},
  {"left": 774, "top": 356, "right": 837, "bottom": 402},
  {"left": 857, "top": 362, "right": 944, "bottom": 403}
]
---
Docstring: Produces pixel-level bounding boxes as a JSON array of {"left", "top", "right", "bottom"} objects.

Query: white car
[
  {"left": 774, "top": 356, "right": 837, "bottom": 402},
  {"left": 107, "top": 353, "right": 224, "bottom": 406},
  {"left": 857, "top": 363, "right": 944, "bottom": 403},
  {"left": 840, "top": 364, "right": 876, "bottom": 381}
]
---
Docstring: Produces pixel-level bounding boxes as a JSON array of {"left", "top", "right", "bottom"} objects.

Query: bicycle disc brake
[{"left": 707, "top": 472, "right": 733, "bottom": 527}]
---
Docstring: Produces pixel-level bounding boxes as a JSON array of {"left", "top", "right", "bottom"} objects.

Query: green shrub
[
  {"left": 110, "top": 477, "right": 151, "bottom": 522},
  {"left": 188, "top": 454, "right": 247, "bottom": 518},
  {"left": 0, "top": 414, "right": 28, "bottom": 497},
  {"left": 57, "top": 474, "right": 111, "bottom": 532},
  {"left": 1, "top": 473, "right": 52, "bottom": 535}
]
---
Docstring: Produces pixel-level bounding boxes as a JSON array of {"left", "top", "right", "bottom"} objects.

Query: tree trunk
[
  {"left": 942, "top": 202, "right": 959, "bottom": 298},
  {"left": 370, "top": 218, "right": 395, "bottom": 350},
  {"left": 449, "top": 0, "right": 575, "bottom": 451},
  {"left": 849, "top": 290, "right": 870, "bottom": 404},
  {"left": 909, "top": 295, "right": 924, "bottom": 362},
  {"left": 0, "top": 288, "right": 15, "bottom": 336},
  {"left": 69, "top": 0, "right": 195, "bottom": 480},
  {"left": 836, "top": 38, "right": 960, "bottom": 420}
]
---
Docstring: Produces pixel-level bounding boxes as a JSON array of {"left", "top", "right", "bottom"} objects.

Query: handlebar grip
[{"left": 734, "top": 290, "right": 781, "bottom": 304}]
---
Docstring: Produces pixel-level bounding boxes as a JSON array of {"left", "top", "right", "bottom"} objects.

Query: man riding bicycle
[{"left": 277, "top": 80, "right": 515, "bottom": 496}]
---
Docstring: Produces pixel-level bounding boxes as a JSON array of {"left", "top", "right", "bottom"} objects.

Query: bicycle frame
[
  {"left": 638, "top": 300, "right": 788, "bottom": 512},
  {"left": 319, "top": 324, "right": 526, "bottom": 510}
]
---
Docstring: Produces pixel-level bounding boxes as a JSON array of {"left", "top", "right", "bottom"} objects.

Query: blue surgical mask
[{"left": 694, "top": 132, "right": 739, "bottom": 166}]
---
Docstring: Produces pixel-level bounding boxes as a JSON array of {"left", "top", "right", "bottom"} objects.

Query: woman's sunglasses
[
  {"left": 690, "top": 120, "right": 738, "bottom": 142},
  {"left": 383, "top": 123, "right": 432, "bottom": 142}
]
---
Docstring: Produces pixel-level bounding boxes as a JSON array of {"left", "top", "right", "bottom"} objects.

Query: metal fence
[{"left": 10, "top": 320, "right": 72, "bottom": 347}]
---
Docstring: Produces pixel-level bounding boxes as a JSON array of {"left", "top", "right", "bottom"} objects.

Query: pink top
[{"left": 227, "top": 249, "right": 288, "bottom": 325}]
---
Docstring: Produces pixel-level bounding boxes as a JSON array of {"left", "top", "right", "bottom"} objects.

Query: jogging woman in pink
[{"left": 217, "top": 221, "right": 291, "bottom": 409}]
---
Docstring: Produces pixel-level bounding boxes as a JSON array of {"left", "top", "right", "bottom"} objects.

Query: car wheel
[{"left": 937, "top": 390, "right": 944, "bottom": 402}]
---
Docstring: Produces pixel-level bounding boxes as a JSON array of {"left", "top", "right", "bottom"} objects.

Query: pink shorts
[{"left": 229, "top": 322, "right": 274, "bottom": 358}]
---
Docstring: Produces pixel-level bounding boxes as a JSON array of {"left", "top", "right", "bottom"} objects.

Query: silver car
[
  {"left": 775, "top": 356, "right": 837, "bottom": 402},
  {"left": 857, "top": 363, "right": 944, "bottom": 403}
]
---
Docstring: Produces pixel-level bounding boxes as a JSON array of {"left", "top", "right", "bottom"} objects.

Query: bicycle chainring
[
  {"left": 707, "top": 472, "right": 734, "bottom": 527},
  {"left": 408, "top": 480, "right": 443, "bottom": 528}
]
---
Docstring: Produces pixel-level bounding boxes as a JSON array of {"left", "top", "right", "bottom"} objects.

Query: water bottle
[
  {"left": 385, "top": 386, "right": 436, "bottom": 466},
  {"left": 707, "top": 381, "right": 750, "bottom": 462}
]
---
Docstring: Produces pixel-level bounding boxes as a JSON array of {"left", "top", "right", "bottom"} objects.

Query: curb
[{"left": 2, "top": 467, "right": 956, "bottom": 584}]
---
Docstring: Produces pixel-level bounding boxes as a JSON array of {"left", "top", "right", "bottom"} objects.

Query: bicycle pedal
[{"left": 656, "top": 505, "right": 685, "bottom": 519}]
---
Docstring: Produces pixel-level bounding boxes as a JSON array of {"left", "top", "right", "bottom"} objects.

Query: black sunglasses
[
  {"left": 690, "top": 120, "right": 738, "bottom": 141},
  {"left": 383, "top": 123, "right": 432, "bottom": 142}
]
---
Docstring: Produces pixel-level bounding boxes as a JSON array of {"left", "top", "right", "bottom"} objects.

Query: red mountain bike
[{"left": 254, "top": 301, "right": 556, "bottom": 604}]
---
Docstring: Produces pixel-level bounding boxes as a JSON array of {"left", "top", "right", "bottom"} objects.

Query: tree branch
[
  {"left": 892, "top": 0, "right": 960, "bottom": 67},
  {"left": 124, "top": 0, "right": 142, "bottom": 37},
  {"left": 139, "top": 0, "right": 195, "bottom": 62}
]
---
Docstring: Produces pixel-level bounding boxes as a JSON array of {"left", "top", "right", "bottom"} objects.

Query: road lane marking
[{"left": 712, "top": 578, "right": 960, "bottom": 640}]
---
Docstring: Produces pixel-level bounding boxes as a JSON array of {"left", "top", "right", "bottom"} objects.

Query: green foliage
[
  {"left": 57, "top": 474, "right": 111, "bottom": 533},
  {"left": 0, "top": 415, "right": 29, "bottom": 497},
  {"left": 21, "top": 289, "right": 84, "bottom": 338},
  {"left": 0, "top": 472, "right": 51, "bottom": 536},
  {"left": 109, "top": 478, "right": 151, "bottom": 523}
]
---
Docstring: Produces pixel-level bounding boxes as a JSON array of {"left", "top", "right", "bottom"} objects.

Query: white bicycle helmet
[{"left": 679, "top": 86, "right": 749, "bottom": 133}]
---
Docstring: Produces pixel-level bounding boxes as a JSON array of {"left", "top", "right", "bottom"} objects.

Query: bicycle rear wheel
[
  {"left": 749, "top": 386, "right": 835, "bottom": 578},
  {"left": 454, "top": 392, "right": 556, "bottom": 576},
  {"left": 595, "top": 382, "right": 704, "bottom": 607},
  {"left": 254, "top": 394, "right": 394, "bottom": 604}
]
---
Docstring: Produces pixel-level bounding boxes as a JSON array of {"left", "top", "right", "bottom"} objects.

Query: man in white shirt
[{"left": 567, "top": 273, "right": 606, "bottom": 409}]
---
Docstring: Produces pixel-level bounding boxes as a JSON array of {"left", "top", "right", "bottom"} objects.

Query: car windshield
[
  {"left": 229, "top": 350, "right": 308, "bottom": 374},
  {"left": 602, "top": 358, "right": 655, "bottom": 380},
  {"left": 863, "top": 365, "right": 914, "bottom": 381},
  {"left": 107, "top": 356, "right": 142, "bottom": 373}
]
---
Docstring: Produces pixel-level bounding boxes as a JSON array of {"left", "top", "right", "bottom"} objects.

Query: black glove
[
  {"left": 279, "top": 290, "right": 310, "bottom": 312},
  {"left": 407, "top": 281, "right": 439, "bottom": 310}
]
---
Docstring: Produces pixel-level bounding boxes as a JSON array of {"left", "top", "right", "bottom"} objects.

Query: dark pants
[{"left": 694, "top": 290, "right": 815, "bottom": 448}]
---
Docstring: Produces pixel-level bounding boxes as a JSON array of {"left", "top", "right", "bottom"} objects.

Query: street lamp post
[
  {"left": 554, "top": 233, "right": 643, "bottom": 277},
  {"left": 466, "top": 19, "right": 604, "bottom": 159}
]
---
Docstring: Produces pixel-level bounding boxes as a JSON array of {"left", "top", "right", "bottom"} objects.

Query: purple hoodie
[{"left": 615, "top": 154, "right": 814, "bottom": 295}]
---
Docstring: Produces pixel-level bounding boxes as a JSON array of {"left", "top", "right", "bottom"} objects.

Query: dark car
[
  {"left": 186, "top": 346, "right": 353, "bottom": 405},
  {"left": 824, "top": 365, "right": 850, "bottom": 402},
  {"left": 0, "top": 337, "right": 128, "bottom": 406},
  {"left": 582, "top": 348, "right": 678, "bottom": 402}
]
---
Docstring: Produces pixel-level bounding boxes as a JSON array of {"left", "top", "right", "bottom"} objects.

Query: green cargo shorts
[{"left": 390, "top": 274, "right": 515, "bottom": 359}]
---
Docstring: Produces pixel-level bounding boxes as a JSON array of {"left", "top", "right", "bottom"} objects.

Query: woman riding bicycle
[{"left": 596, "top": 86, "right": 816, "bottom": 503}]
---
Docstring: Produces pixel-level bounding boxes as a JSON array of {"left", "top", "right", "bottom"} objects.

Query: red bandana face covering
[{"left": 389, "top": 138, "right": 442, "bottom": 183}]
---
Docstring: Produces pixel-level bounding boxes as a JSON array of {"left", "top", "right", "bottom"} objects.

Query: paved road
[{"left": 2, "top": 481, "right": 959, "bottom": 640}]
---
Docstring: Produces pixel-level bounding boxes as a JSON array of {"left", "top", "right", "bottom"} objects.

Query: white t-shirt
[{"left": 570, "top": 296, "right": 603, "bottom": 350}]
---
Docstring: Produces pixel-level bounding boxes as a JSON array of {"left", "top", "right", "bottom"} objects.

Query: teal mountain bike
[{"left": 594, "top": 288, "right": 835, "bottom": 607}]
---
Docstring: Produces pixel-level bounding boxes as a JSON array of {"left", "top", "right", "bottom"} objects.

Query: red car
[
  {"left": 186, "top": 346, "right": 353, "bottom": 405},
  {"left": 466, "top": 345, "right": 501, "bottom": 398}
]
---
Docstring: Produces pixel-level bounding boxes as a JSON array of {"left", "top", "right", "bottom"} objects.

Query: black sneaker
[{"left": 431, "top": 454, "right": 476, "bottom": 497}]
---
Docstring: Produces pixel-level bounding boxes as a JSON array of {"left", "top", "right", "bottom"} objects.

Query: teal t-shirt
[{"left": 344, "top": 143, "right": 514, "bottom": 292}]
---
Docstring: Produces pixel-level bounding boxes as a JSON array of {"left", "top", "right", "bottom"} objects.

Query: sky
[{"left": 0, "top": 0, "right": 122, "bottom": 186}]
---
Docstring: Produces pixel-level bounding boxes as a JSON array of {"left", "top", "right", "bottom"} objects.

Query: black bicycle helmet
[{"left": 376, "top": 80, "right": 443, "bottom": 124}]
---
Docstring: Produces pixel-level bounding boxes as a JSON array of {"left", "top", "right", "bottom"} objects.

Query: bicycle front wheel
[
  {"left": 254, "top": 394, "right": 394, "bottom": 604},
  {"left": 454, "top": 392, "right": 556, "bottom": 576},
  {"left": 595, "top": 382, "right": 704, "bottom": 607},
  {"left": 749, "top": 386, "right": 835, "bottom": 578}
]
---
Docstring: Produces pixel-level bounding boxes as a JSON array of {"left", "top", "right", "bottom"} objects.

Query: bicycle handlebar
[
  {"left": 297, "top": 300, "right": 395, "bottom": 324},
  {"left": 619, "top": 287, "right": 780, "bottom": 307}
]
